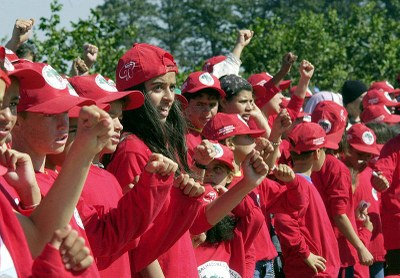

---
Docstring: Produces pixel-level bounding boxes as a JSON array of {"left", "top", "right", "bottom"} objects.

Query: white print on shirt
[
  {"left": 198, "top": 260, "right": 241, "bottom": 278},
  {"left": 0, "top": 236, "right": 18, "bottom": 277},
  {"left": 74, "top": 208, "right": 85, "bottom": 230}
]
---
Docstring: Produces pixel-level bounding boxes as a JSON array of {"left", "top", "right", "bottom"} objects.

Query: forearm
[
  {"left": 16, "top": 184, "right": 41, "bottom": 208},
  {"left": 205, "top": 180, "right": 253, "bottom": 226},
  {"left": 29, "top": 145, "right": 93, "bottom": 256},
  {"left": 333, "top": 213, "right": 365, "bottom": 251},
  {"left": 293, "top": 76, "right": 311, "bottom": 99},
  {"left": 271, "top": 66, "right": 291, "bottom": 86},
  {"left": 140, "top": 260, "right": 165, "bottom": 278},
  {"left": 5, "top": 39, "right": 20, "bottom": 52},
  {"left": 251, "top": 113, "right": 271, "bottom": 138},
  {"left": 232, "top": 44, "right": 245, "bottom": 60}
]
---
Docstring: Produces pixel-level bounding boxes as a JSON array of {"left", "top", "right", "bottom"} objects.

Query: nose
[
  {"left": 0, "top": 107, "right": 13, "bottom": 124},
  {"left": 57, "top": 112, "right": 69, "bottom": 130},
  {"left": 114, "top": 118, "right": 123, "bottom": 132},
  {"left": 163, "top": 87, "right": 175, "bottom": 103}
]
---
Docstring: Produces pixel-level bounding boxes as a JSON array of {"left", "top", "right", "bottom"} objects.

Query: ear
[
  {"left": 226, "top": 172, "right": 234, "bottom": 185},
  {"left": 313, "top": 149, "right": 320, "bottom": 161},
  {"left": 224, "top": 138, "right": 235, "bottom": 150},
  {"left": 219, "top": 98, "right": 228, "bottom": 109}
]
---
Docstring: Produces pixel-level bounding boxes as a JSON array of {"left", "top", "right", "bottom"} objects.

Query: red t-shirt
[
  {"left": 273, "top": 174, "right": 340, "bottom": 278},
  {"left": 311, "top": 154, "right": 358, "bottom": 267},
  {"left": 195, "top": 194, "right": 264, "bottom": 278},
  {"left": 372, "top": 134, "right": 400, "bottom": 251}
]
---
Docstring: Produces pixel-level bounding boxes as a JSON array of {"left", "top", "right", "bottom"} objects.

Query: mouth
[
  {"left": 241, "top": 114, "right": 250, "bottom": 121},
  {"left": 158, "top": 106, "right": 171, "bottom": 118},
  {"left": 111, "top": 134, "right": 120, "bottom": 144},
  {"left": 55, "top": 133, "right": 68, "bottom": 144}
]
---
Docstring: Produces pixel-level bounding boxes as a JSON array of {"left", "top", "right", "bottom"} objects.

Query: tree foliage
[{"left": 31, "top": 0, "right": 400, "bottom": 90}]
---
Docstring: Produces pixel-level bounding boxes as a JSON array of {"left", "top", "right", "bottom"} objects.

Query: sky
[{"left": 0, "top": 0, "right": 105, "bottom": 42}]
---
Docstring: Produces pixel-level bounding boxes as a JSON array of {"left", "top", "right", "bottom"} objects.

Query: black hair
[
  {"left": 16, "top": 42, "right": 36, "bottom": 61},
  {"left": 118, "top": 83, "right": 190, "bottom": 174},
  {"left": 289, "top": 150, "right": 315, "bottom": 162},
  {"left": 182, "top": 89, "right": 220, "bottom": 102},
  {"left": 205, "top": 215, "right": 237, "bottom": 244},
  {"left": 219, "top": 74, "right": 253, "bottom": 102}
]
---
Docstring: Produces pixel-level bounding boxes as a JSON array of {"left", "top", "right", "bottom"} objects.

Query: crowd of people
[{"left": 0, "top": 17, "right": 399, "bottom": 278}]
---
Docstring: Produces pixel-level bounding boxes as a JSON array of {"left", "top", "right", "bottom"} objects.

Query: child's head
[
  {"left": 181, "top": 71, "right": 225, "bottom": 129},
  {"left": 345, "top": 123, "right": 380, "bottom": 171},
  {"left": 202, "top": 113, "right": 264, "bottom": 163},
  {"left": 204, "top": 143, "right": 235, "bottom": 188},
  {"left": 288, "top": 122, "right": 328, "bottom": 172}
]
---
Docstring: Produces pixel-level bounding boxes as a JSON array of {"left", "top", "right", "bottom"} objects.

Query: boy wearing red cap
[
  {"left": 310, "top": 101, "right": 374, "bottom": 276},
  {"left": 195, "top": 143, "right": 264, "bottom": 277},
  {"left": 343, "top": 124, "right": 385, "bottom": 278},
  {"left": 371, "top": 133, "right": 400, "bottom": 275},
  {"left": 272, "top": 122, "right": 340, "bottom": 277},
  {"left": 180, "top": 71, "right": 225, "bottom": 167}
]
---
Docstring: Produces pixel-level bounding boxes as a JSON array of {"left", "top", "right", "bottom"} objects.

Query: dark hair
[
  {"left": 206, "top": 215, "right": 237, "bottom": 244},
  {"left": 219, "top": 74, "right": 253, "bottom": 101},
  {"left": 182, "top": 89, "right": 220, "bottom": 102},
  {"left": 16, "top": 42, "right": 36, "bottom": 61},
  {"left": 119, "top": 83, "right": 190, "bottom": 174},
  {"left": 365, "top": 122, "right": 396, "bottom": 144},
  {"left": 289, "top": 150, "right": 315, "bottom": 162}
]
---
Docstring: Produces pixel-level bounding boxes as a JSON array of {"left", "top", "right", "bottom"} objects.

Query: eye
[{"left": 69, "top": 128, "right": 77, "bottom": 134}]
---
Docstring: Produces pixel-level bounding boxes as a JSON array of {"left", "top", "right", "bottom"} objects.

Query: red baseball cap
[
  {"left": 346, "top": 123, "right": 380, "bottom": 156},
  {"left": 360, "top": 105, "right": 400, "bottom": 124},
  {"left": 212, "top": 143, "right": 235, "bottom": 171},
  {"left": 181, "top": 71, "right": 225, "bottom": 97},
  {"left": 202, "top": 113, "right": 265, "bottom": 141},
  {"left": 311, "top": 101, "right": 348, "bottom": 150},
  {"left": 362, "top": 89, "right": 400, "bottom": 108},
  {"left": 248, "top": 72, "right": 291, "bottom": 91},
  {"left": 202, "top": 55, "right": 226, "bottom": 73},
  {"left": 68, "top": 74, "right": 144, "bottom": 111},
  {"left": 369, "top": 80, "right": 400, "bottom": 95},
  {"left": 116, "top": 43, "right": 178, "bottom": 91},
  {"left": 13, "top": 62, "right": 94, "bottom": 114},
  {"left": 288, "top": 122, "right": 327, "bottom": 154},
  {"left": 0, "top": 46, "right": 19, "bottom": 72},
  {"left": 290, "top": 85, "right": 313, "bottom": 98},
  {"left": 0, "top": 69, "right": 11, "bottom": 88}
]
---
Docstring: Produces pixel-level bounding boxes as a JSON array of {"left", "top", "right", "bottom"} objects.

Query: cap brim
[
  {"left": 175, "top": 94, "right": 188, "bottom": 109},
  {"left": 25, "top": 95, "right": 95, "bottom": 114},
  {"left": 244, "top": 129, "right": 266, "bottom": 138},
  {"left": 99, "top": 90, "right": 144, "bottom": 111},
  {"left": 8, "top": 67, "right": 45, "bottom": 89},
  {"left": 254, "top": 85, "right": 275, "bottom": 108},
  {"left": 279, "top": 80, "right": 291, "bottom": 91},
  {"left": 350, "top": 143, "right": 380, "bottom": 156},
  {"left": 184, "top": 85, "right": 226, "bottom": 98},
  {"left": 325, "top": 128, "right": 345, "bottom": 150},
  {"left": 68, "top": 102, "right": 110, "bottom": 118},
  {"left": 385, "top": 114, "right": 400, "bottom": 123}
]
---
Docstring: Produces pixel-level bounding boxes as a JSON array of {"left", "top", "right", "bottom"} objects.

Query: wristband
[
  {"left": 194, "top": 161, "right": 207, "bottom": 170},
  {"left": 271, "top": 141, "right": 281, "bottom": 147},
  {"left": 20, "top": 202, "right": 40, "bottom": 210}
]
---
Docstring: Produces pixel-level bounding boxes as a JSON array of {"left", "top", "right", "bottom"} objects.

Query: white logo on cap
[
  {"left": 372, "top": 188, "right": 378, "bottom": 201},
  {"left": 362, "top": 131, "right": 374, "bottom": 145},
  {"left": 118, "top": 61, "right": 135, "bottom": 81},
  {"left": 95, "top": 74, "right": 118, "bottom": 92},
  {"left": 368, "top": 97, "right": 379, "bottom": 105},
  {"left": 313, "top": 137, "right": 325, "bottom": 146},
  {"left": 213, "top": 143, "right": 224, "bottom": 158},
  {"left": 64, "top": 79, "right": 79, "bottom": 96},
  {"left": 318, "top": 119, "right": 332, "bottom": 134},
  {"left": 218, "top": 125, "right": 235, "bottom": 136},
  {"left": 384, "top": 92, "right": 394, "bottom": 102},
  {"left": 4, "top": 58, "right": 14, "bottom": 71},
  {"left": 256, "top": 80, "right": 267, "bottom": 86},
  {"left": 198, "top": 73, "right": 214, "bottom": 86},
  {"left": 42, "top": 65, "right": 67, "bottom": 90}
]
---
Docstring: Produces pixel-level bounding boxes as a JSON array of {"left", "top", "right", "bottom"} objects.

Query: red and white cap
[
  {"left": 0, "top": 46, "right": 19, "bottom": 72},
  {"left": 202, "top": 55, "right": 226, "bottom": 73},
  {"left": 202, "top": 113, "right": 265, "bottom": 141},
  {"left": 212, "top": 143, "right": 235, "bottom": 171},
  {"left": 181, "top": 71, "right": 225, "bottom": 97},
  {"left": 360, "top": 104, "right": 400, "bottom": 124},
  {"left": 311, "top": 101, "right": 348, "bottom": 150},
  {"left": 368, "top": 80, "right": 400, "bottom": 95},
  {"left": 116, "top": 43, "right": 178, "bottom": 91},
  {"left": 288, "top": 122, "right": 327, "bottom": 154},
  {"left": 346, "top": 123, "right": 380, "bottom": 156},
  {"left": 12, "top": 61, "right": 94, "bottom": 114},
  {"left": 290, "top": 85, "right": 313, "bottom": 98},
  {"left": 362, "top": 89, "right": 400, "bottom": 108},
  {"left": 68, "top": 74, "right": 144, "bottom": 111}
]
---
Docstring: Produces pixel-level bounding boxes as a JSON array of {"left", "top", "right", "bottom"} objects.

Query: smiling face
[
  {"left": 144, "top": 72, "right": 176, "bottom": 123},
  {"left": 220, "top": 90, "right": 254, "bottom": 122}
]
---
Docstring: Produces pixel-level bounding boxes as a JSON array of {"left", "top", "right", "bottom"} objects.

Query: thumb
[{"left": 49, "top": 225, "right": 72, "bottom": 250}]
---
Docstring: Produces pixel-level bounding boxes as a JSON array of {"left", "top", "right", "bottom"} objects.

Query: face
[
  {"left": 185, "top": 94, "right": 219, "bottom": 129},
  {"left": 220, "top": 90, "right": 254, "bottom": 122},
  {"left": 144, "top": 72, "right": 176, "bottom": 123},
  {"left": 346, "top": 145, "right": 373, "bottom": 171},
  {"left": 204, "top": 160, "right": 232, "bottom": 187},
  {"left": 232, "top": 134, "right": 256, "bottom": 163},
  {"left": 262, "top": 92, "right": 283, "bottom": 116},
  {"left": 101, "top": 100, "right": 123, "bottom": 154},
  {"left": 14, "top": 112, "right": 69, "bottom": 156},
  {"left": 346, "top": 92, "right": 367, "bottom": 119},
  {"left": 0, "top": 78, "right": 19, "bottom": 145}
]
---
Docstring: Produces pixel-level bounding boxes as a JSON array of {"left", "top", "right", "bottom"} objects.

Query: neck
[{"left": 292, "top": 162, "right": 312, "bottom": 177}]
